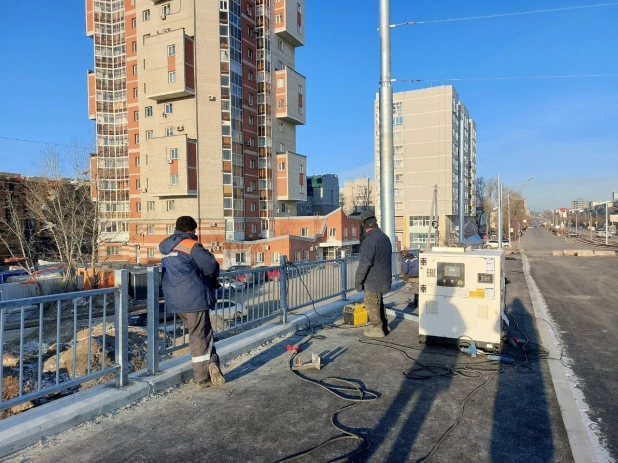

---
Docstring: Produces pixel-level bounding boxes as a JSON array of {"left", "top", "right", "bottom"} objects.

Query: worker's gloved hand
[{"left": 355, "top": 283, "right": 364, "bottom": 292}]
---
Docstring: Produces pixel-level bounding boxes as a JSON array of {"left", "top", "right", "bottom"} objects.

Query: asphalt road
[
  {"left": 520, "top": 226, "right": 598, "bottom": 255},
  {"left": 525, "top": 229, "right": 618, "bottom": 460}
]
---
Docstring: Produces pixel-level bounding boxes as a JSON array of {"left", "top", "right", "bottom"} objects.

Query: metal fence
[{"left": 0, "top": 270, "right": 128, "bottom": 413}]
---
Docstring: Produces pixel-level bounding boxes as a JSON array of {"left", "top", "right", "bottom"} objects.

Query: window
[
  {"left": 276, "top": 78, "right": 285, "bottom": 88},
  {"left": 248, "top": 71, "right": 253, "bottom": 82},
  {"left": 297, "top": 2, "right": 302, "bottom": 13},
  {"left": 394, "top": 145, "right": 404, "bottom": 155},
  {"left": 271, "top": 252, "right": 281, "bottom": 265},
  {"left": 147, "top": 248, "right": 155, "bottom": 258},
  {"left": 167, "top": 225, "right": 174, "bottom": 235},
  {"left": 247, "top": 48, "right": 253, "bottom": 59},
  {"left": 393, "top": 117, "right": 404, "bottom": 126},
  {"left": 281, "top": 203, "right": 286, "bottom": 213},
  {"left": 133, "top": 87, "right": 138, "bottom": 98},
  {"left": 248, "top": 93, "right": 254, "bottom": 106},
  {"left": 255, "top": 252, "right": 264, "bottom": 263},
  {"left": 298, "top": 84, "right": 303, "bottom": 95},
  {"left": 393, "top": 101, "right": 403, "bottom": 116},
  {"left": 132, "top": 18, "right": 137, "bottom": 29},
  {"left": 395, "top": 188, "right": 403, "bottom": 196},
  {"left": 133, "top": 64, "right": 138, "bottom": 75},
  {"left": 146, "top": 130, "right": 153, "bottom": 139},
  {"left": 250, "top": 202, "right": 256, "bottom": 211},
  {"left": 165, "top": 127, "right": 174, "bottom": 136},
  {"left": 235, "top": 253, "right": 244, "bottom": 263},
  {"left": 134, "top": 111, "right": 139, "bottom": 121},
  {"left": 301, "top": 227, "right": 309, "bottom": 237},
  {"left": 277, "top": 99, "right": 284, "bottom": 109},
  {"left": 251, "top": 223, "right": 257, "bottom": 233},
  {"left": 168, "top": 44, "right": 175, "bottom": 56},
  {"left": 294, "top": 251, "right": 301, "bottom": 262},
  {"left": 168, "top": 71, "right": 176, "bottom": 83},
  {"left": 277, "top": 39, "right": 283, "bottom": 51},
  {"left": 166, "top": 200, "right": 175, "bottom": 211},
  {"left": 145, "top": 106, "right": 153, "bottom": 117},
  {"left": 279, "top": 122, "right": 285, "bottom": 133},
  {"left": 395, "top": 202, "right": 403, "bottom": 211},
  {"left": 246, "top": 4, "right": 252, "bottom": 15},
  {"left": 162, "top": 4, "right": 171, "bottom": 16},
  {"left": 395, "top": 174, "right": 404, "bottom": 183},
  {"left": 300, "top": 165, "right": 304, "bottom": 174},
  {"left": 276, "top": 60, "right": 284, "bottom": 70},
  {"left": 135, "top": 156, "right": 141, "bottom": 166},
  {"left": 329, "top": 227, "right": 336, "bottom": 238},
  {"left": 297, "top": 23, "right": 302, "bottom": 34},
  {"left": 276, "top": 14, "right": 282, "bottom": 23},
  {"left": 344, "top": 228, "right": 348, "bottom": 238},
  {"left": 279, "top": 143, "right": 285, "bottom": 152},
  {"left": 223, "top": 174, "right": 232, "bottom": 185},
  {"left": 170, "top": 148, "right": 178, "bottom": 159},
  {"left": 132, "top": 41, "right": 137, "bottom": 52},
  {"left": 394, "top": 160, "right": 403, "bottom": 168},
  {"left": 171, "top": 174, "right": 179, "bottom": 185},
  {"left": 249, "top": 115, "right": 254, "bottom": 126},
  {"left": 147, "top": 201, "right": 155, "bottom": 212},
  {"left": 143, "top": 10, "right": 150, "bottom": 21},
  {"left": 136, "top": 202, "right": 142, "bottom": 212},
  {"left": 250, "top": 160, "right": 255, "bottom": 169},
  {"left": 164, "top": 103, "right": 173, "bottom": 114},
  {"left": 136, "top": 179, "right": 141, "bottom": 189},
  {"left": 247, "top": 26, "right": 253, "bottom": 37},
  {"left": 147, "top": 225, "right": 155, "bottom": 235},
  {"left": 278, "top": 162, "right": 285, "bottom": 171},
  {"left": 352, "top": 227, "right": 357, "bottom": 237},
  {"left": 106, "top": 247, "right": 120, "bottom": 256},
  {"left": 303, "top": 250, "right": 309, "bottom": 261}
]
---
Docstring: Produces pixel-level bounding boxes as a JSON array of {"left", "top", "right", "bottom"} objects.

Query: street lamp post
[{"left": 606, "top": 202, "right": 609, "bottom": 245}]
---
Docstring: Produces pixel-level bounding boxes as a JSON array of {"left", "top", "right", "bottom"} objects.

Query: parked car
[
  {"left": 567, "top": 231, "right": 579, "bottom": 237},
  {"left": 485, "top": 239, "right": 511, "bottom": 249},
  {"left": 596, "top": 230, "right": 612, "bottom": 238},
  {"left": 226, "top": 265, "right": 256, "bottom": 284},
  {"left": 253, "top": 264, "right": 281, "bottom": 282},
  {"left": 218, "top": 276, "right": 245, "bottom": 292}
]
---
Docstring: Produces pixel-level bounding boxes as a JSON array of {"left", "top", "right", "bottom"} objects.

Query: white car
[
  {"left": 485, "top": 239, "right": 511, "bottom": 249},
  {"left": 213, "top": 299, "right": 248, "bottom": 320},
  {"left": 218, "top": 277, "right": 245, "bottom": 292},
  {"left": 596, "top": 231, "right": 611, "bottom": 238}
]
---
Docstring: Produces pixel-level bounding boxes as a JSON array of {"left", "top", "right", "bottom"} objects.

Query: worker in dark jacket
[
  {"left": 159, "top": 216, "right": 225, "bottom": 389},
  {"left": 355, "top": 211, "right": 392, "bottom": 338}
]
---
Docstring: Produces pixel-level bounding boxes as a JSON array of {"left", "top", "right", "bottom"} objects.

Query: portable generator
[{"left": 343, "top": 303, "right": 368, "bottom": 326}]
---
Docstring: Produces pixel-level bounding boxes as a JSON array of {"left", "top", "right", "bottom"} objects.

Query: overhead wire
[
  {"left": 393, "top": 74, "right": 618, "bottom": 84},
  {"left": 388, "top": 2, "right": 618, "bottom": 28},
  {"left": 0, "top": 135, "right": 93, "bottom": 150}
]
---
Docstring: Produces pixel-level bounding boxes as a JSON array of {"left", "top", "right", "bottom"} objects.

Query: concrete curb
[
  {"left": 521, "top": 254, "right": 603, "bottom": 463},
  {"left": 0, "top": 291, "right": 366, "bottom": 458},
  {"left": 385, "top": 308, "right": 418, "bottom": 322}
]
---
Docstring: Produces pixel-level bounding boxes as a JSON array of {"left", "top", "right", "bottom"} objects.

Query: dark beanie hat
[{"left": 175, "top": 216, "right": 198, "bottom": 232}]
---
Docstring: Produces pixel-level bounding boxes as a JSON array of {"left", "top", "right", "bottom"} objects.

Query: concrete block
[
  {"left": 594, "top": 250, "right": 616, "bottom": 257},
  {"left": 576, "top": 250, "right": 595, "bottom": 257},
  {"left": 552, "top": 251, "right": 564, "bottom": 256},
  {"left": 563, "top": 250, "right": 577, "bottom": 256}
]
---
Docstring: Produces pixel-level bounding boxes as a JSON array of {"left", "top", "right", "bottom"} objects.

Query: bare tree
[
  {"left": 352, "top": 183, "right": 373, "bottom": 212},
  {"left": 339, "top": 192, "right": 346, "bottom": 209}
]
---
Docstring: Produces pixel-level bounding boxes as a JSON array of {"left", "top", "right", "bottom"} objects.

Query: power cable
[
  {"left": 388, "top": 2, "right": 618, "bottom": 28},
  {"left": 394, "top": 74, "right": 618, "bottom": 84},
  {"left": 0, "top": 136, "right": 93, "bottom": 150}
]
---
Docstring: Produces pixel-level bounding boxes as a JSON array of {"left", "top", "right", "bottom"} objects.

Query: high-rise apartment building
[
  {"left": 374, "top": 86, "right": 476, "bottom": 249},
  {"left": 341, "top": 178, "right": 375, "bottom": 215},
  {"left": 572, "top": 198, "right": 587, "bottom": 210},
  {"left": 86, "top": 0, "right": 306, "bottom": 264}
]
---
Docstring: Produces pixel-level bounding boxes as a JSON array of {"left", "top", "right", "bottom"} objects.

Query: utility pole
[
  {"left": 606, "top": 202, "right": 609, "bottom": 245},
  {"left": 497, "top": 174, "right": 503, "bottom": 249},
  {"left": 507, "top": 193, "right": 511, "bottom": 247},
  {"left": 458, "top": 104, "right": 465, "bottom": 242},
  {"left": 426, "top": 184, "right": 438, "bottom": 251},
  {"left": 378, "top": 0, "right": 395, "bottom": 251}
]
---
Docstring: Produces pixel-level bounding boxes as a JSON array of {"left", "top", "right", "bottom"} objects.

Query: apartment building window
[
  {"left": 395, "top": 202, "right": 403, "bottom": 211},
  {"left": 147, "top": 225, "right": 155, "bottom": 235},
  {"left": 168, "top": 71, "right": 176, "bottom": 83},
  {"left": 147, "top": 248, "right": 155, "bottom": 258},
  {"left": 171, "top": 174, "right": 179, "bottom": 185},
  {"left": 170, "top": 148, "right": 178, "bottom": 159},
  {"left": 278, "top": 162, "right": 285, "bottom": 171},
  {"left": 246, "top": 4, "right": 252, "bottom": 15},
  {"left": 394, "top": 160, "right": 403, "bottom": 168},
  {"left": 298, "top": 84, "right": 303, "bottom": 95},
  {"left": 271, "top": 252, "right": 281, "bottom": 265},
  {"left": 301, "top": 227, "right": 309, "bottom": 237},
  {"left": 136, "top": 179, "right": 141, "bottom": 190},
  {"left": 235, "top": 252, "right": 244, "bottom": 263},
  {"left": 248, "top": 71, "right": 254, "bottom": 81},
  {"left": 279, "top": 143, "right": 285, "bottom": 152},
  {"left": 143, "top": 10, "right": 150, "bottom": 21},
  {"left": 223, "top": 174, "right": 232, "bottom": 185},
  {"left": 280, "top": 203, "right": 286, "bottom": 213},
  {"left": 275, "top": 14, "right": 282, "bottom": 23},
  {"left": 133, "top": 87, "right": 138, "bottom": 98},
  {"left": 250, "top": 161, "right": 256, "bottom": 171},
  {"left": 220, "top": 0, "right": 228, "bottom": 9},
  {"left": 247, "top": 26, "right": 253, "bottom": 37},
  {"left": 277, "top": 99, "right": 284, "bottom": 109},
  {"left": 249, "top": 115, "right": 254, "bottom": 126},
  {"left": 395, "top": 188, "right": 403, "bottom": 196},
  {"left": 136, "top": 202, "right": 142, "bottom": 212},
  {"left": 395, "top": 174, "right": 404, "bottom": 183},
  {"left": 146, "top": 130, "right": 153, "bottom": 139},
  {"left": 277, "top": 39, "right": 283, "bottom": 51},
  {"left": 294, "top": 251, "right": 301, "bottom": 262},
  {"left": 255, "top": 252, "right": 264, "bottom": 263},
  {"left": 250, "top": 202, "right": 256, "bottom": 211},
  {"left": 106, "top": 247, "right": 120, "bottom": 256},
  {"left": 168, "top": 45, "right": 175, "bottom": 56},
  {"left": 393, "top": 117, "right": 403, "bottom": 126},
  {"left": 166, "top": 127, "right": 174, "bottom": 136},
  {"left": 303, "top": 250, "right": 309, "bottom": 261},
  {"left": 344, "top": 228, "right": 348, "bottom": 238},
  {"left": 132, "top": 18, "right": 137, "bottom": 29},
  {"left": 251, "top": 223, "right": 257, "bottom": 233},
  {"left": 147, "top": 201, "right": 155, "bottom": 212},
  {"left": 393, "top": 101, "right": 403, "bottom": 116},
  {"left": 162, "top": 4, "right": 171, "bottom": 16},
  {"left": 277, "top": 78, "right": 285, "bottom": 88},
  {"left": 352, "top": 227, "right": 357, "bottom": 237},
  {"left": 247, "top": 138, "right": 255, "bottom": 147},
  {"left": 132, "top": 41, "right": 137, "bottom": 52},
  {"left": 145, "top": 106, "right": 153, "bottom": 117},
  {"left": 167, "top": 224, "right": 174, "bottom": 235},
  {"left": 247, "top": 48, "right": 253, "bottom": 59},
  {"left": 164, "top": 103, "right": 173, "bottom": 114},
  {"left": 394, "top": 145, "right": 404, "bottom": 155},
  {"left": 135, "top": 156, "right": 141, "bottom": 166},
  {"left": 276, "top": 60, "right": 284, "bottom": 70},
  {"left": 133, "top": 64, "right": 138, "bottom": 75},
  {"left": 410, "top": 216, "right": 430, "bottom": 227},
  {"left": 134, "top": 111, "right": 139, "bottom": 121},
  {"left": 248, "top": 93, "right": 254, "bottom": 105},
  {"left": 300, "top": 165, "right": 304, "bottom": 174},
  {"left": 329, "top": 227, "right": 336, "bottom": 238},
  {"left": 166, "top": 200, "right": 175, "bottom": 211}
]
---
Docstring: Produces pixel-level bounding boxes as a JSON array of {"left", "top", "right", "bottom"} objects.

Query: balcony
[
  {"left": 273, "top": 0, "right": 305, "bottom": 47},
  {"left": 143, "top": 30, "right": 195, "bottom": 102},
  {"left": 275, "top": 151, "right": 307, "bottom": 202},
  {"left": 275, "top": 66, "right": 306, "bottom": 126}
]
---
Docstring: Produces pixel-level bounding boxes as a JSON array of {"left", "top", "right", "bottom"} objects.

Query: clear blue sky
[{"left": 1, "top": 1, "right": 617, "bottom": 210}]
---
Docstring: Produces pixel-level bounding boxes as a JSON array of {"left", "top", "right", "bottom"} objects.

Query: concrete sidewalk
[{"left": 6, "top": 260, "right": 574, "bottom": 463}]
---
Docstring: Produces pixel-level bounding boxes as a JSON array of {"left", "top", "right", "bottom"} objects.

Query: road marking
[{"left": 522, "top": 254, "right": 613, "bottom": 463}]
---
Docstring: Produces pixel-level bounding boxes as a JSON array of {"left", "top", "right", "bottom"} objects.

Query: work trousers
[
  {"left": 179, "top": 310, "right": 219, "bottom": 383},
  {"left": 364, "top": 291, "right": 389, "bottom": 334}
]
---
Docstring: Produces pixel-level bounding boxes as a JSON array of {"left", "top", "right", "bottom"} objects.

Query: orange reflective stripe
[{"left": 175, "top": 238, "right": 198, "bottom": 254}]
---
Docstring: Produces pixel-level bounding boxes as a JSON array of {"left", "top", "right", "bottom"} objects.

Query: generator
[
  {"left": 418, "top": 248, "right": 507, "bottom": 352},
  {"left": 343, "top": 303, "right": 368, "bottom": 326}
]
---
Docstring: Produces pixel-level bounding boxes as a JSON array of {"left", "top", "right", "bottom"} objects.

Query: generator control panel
[{"left": 437, "top": 262, "right": 465, "bottom": 288}]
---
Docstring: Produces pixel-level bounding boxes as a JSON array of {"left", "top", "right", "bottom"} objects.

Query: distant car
[
  {"left": 486, "top": 239, "right": 511, "bottom": 249},
  {"left": 225, "top": 265, "right": 256, "bottom": 284},
  {"left": 596, "top": 231, "right": 611, "bottom": 238},
  {"left": 567, "top": 231, "right": 579, "bottom": 237},
  {"left": 218, "top": 276, "right": 245, "bottom": 292},
  {"left": 253, "top": 264, "right": 281, "bottom": 282}
]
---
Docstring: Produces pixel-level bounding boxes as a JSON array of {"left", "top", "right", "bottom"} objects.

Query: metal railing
[{"left": 0, "top": 270, "right": 128, "bottom": 413}]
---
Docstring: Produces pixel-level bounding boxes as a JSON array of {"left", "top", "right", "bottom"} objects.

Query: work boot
[
  {"left": 208, "top": 363, "right": 226, "bottom": 386},
  {"left": 194, "top": 379, "right": 211, "bottom": 390},
  {"left": 363, "top": 325, "right": 385, "bottom": 338}
]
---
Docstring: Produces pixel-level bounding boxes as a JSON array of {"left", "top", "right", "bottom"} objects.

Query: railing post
[
  {"left": 114, "top": 269, "right": 129, "bottom": 387},
  {"left": 146, "top": 267, "right": 160, "bottom": 375},
  {"left": 340, "top": 258, "right": 347, "bottom": 301},
  {"left": 279, "top": 256, "right": 288, "bottom": 324}
]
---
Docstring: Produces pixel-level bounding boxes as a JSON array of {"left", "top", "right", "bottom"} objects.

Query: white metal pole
[
  {"left": 498, "top": 174, "right": 503, "bottom": 249},
  {"left": 606, "top": 203, "right": 609, "bottom": 245},
  {"left": 507, "top": 193, "right": 511, "bottom": 247},
  {"left": 378, "top": 0, "right": 395, "bottom": 251}
]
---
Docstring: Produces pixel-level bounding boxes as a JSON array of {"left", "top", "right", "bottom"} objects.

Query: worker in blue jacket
[
  {"left": 159, "top": 216, "right": 225, "bottom": 389},
  {"left": 401, "top": 250, "right": 419, "bottom": 281}
]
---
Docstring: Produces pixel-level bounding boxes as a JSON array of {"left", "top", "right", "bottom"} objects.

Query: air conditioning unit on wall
[{"left": 263, "top": 245, "right": 270, "bottom": 251}]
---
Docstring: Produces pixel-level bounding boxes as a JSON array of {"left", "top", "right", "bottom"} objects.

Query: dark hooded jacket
[
  {"left": 159, "top": 231, "right": 220, "bottom": 313},
  {"left": 354, "top": 227, "right": 392, "bottom": 293}
]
